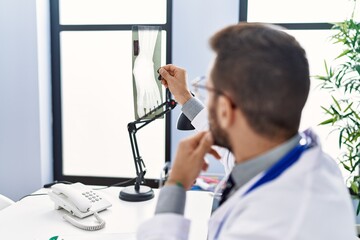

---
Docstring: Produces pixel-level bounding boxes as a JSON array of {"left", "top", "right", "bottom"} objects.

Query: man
[{"left": 137, "top": 23, "right": 356, "bottom": 239}]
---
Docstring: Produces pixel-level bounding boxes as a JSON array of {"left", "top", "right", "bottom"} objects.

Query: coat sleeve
[
  {"left": 137, "top": 213, "right": 191, "bottom": 240},
  {"left": 191, "top": 108, "right": 209, "bottom": 131}
]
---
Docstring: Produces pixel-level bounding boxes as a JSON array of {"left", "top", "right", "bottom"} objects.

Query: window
[
  {"left": 50, "top": 0, "right": 172, "bottom": 187},
  {"left": 240, "top": 0, "right": 359, "bottom": 177},
  {"left": 247, "top": 0, "right": 356, "bottom": 23}
]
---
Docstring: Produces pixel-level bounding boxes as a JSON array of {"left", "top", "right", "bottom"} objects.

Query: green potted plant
[{"left": 315, "top": 0, "right": 360, "bottom": 214}]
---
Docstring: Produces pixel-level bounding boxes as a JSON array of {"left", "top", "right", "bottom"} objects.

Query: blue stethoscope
[
  {"left": 213, "top": 132, "right": 315, "bottom": 239},
  {"left": 243, "top": 134, "right": 314, "bottom": 196}
]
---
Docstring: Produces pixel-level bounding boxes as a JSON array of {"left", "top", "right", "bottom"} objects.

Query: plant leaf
[
  {"left": 324, "top": 60, "right": 329, "bottom": 76},
  {"left": 351, "top": 181, "right": 359, "bottom": 194},
  {"left": 355, "top": 65, "right": 360, "bottom": 75},
  {"left": 321, "top": 106, "right": 333, "bottom": 115},
  {"left": 331, "top": 96, "right": 342, "bottom": 111},
  {"left": 343, "top": 102, "right": 354, "bottom": 112},
  {"left": 330, "top": 105, "right": 340, "bottom": 116},
  {"left": 335, "top": 49, "right": 351, "bottom": 59},
  {"left": 342, "top": 161, "right": 351, "bottom": 171},
  {"left": 319, "top": 118, "right": 335, "bottom": 125},
  {"left": 339, "top": 128, "right": 346, "bottom": 148}
]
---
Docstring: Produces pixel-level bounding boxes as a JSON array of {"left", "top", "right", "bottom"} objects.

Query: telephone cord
[{"left": 63, "top": 211, "right": 105, "bottom": 231}]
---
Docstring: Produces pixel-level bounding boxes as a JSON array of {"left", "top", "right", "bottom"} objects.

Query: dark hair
[{"left": 210, "top": 23, "right": 310, "bottom": 139}]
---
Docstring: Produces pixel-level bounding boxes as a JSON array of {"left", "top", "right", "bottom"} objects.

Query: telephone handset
[{"left": 48, "top": 182, "right": 112, "bottom": 230}]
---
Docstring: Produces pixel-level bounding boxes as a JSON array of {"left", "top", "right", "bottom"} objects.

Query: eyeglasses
[
  {"left": 191, "top": 76, "right": 236, "bottom": 108},
  {"left": 191, "top": 76, "right": 224, "bottom": 102}
]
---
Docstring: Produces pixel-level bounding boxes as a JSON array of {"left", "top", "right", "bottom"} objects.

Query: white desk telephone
[{"left": 48, "top": 182, "right": 112, "bottom": 230}]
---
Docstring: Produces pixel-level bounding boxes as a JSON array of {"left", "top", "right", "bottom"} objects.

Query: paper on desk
[{"left": 39, "top": 232, "right": 136, "bottom": 240}]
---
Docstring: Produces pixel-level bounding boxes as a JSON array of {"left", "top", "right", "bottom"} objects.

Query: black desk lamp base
[{"left": 119, "top": 185, "right": 154, "bottom": 202}]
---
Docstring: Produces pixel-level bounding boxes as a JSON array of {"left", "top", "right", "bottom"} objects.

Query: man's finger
[
  {"left": 161, "top": 79, "right": 168, "bottom": 88},
  {"left": 159, "top": 68, "right": 175, "bottom": 83},
  {"left": 193, "top": 132, "right": 213, "bottom": 158},
  {"left": 161, "top": 64, "right": 178, "bottom": 73},
  {"left": 202, "top": 159, "right": 209, "bottom": 171},
  {"left": 186, "top": 131, "right": 208, "bottom": 145},
  {"left": 208, "top": 148, "right": 221, "bottom": 160}
]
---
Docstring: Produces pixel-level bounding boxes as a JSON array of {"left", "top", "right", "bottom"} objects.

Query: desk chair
[{"left": 0, "top": 194, "right": 14, "bottom": 211}]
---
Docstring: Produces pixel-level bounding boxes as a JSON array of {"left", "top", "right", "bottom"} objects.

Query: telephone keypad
[{"left": 82, "top": 191, "right": 101, "bottom": 202}]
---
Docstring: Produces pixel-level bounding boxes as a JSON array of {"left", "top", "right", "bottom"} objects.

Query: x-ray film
[{"left": 132, "top": 26, "right": 163, "bottom": 120}]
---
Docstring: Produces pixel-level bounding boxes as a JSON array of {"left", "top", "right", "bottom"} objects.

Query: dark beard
[{"left": 209, "top": 103, "right": 233, "bottom": 152}]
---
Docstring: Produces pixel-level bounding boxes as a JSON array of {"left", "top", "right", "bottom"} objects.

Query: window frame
[
  {"left": 50, "top": 0, "right": 173, "bottom": 187},
  {"left": 239, "top": 0, "right": 333, "bottom": 29}
]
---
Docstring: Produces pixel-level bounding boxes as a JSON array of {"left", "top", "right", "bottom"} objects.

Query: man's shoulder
[{"left": 237, "top": 146, "right": 349, "bottom": 212}]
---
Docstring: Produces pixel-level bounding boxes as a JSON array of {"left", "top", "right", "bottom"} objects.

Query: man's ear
[{"left": 216, "top": 96, "right": 235, "bottom": 128}]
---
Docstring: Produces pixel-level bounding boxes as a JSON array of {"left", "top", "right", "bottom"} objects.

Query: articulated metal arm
[{"left": 127, "top": 97, "right": 177, "bottom": 192}]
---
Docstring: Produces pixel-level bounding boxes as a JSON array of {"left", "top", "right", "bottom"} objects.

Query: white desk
[{"left": 0, "top": 186, "right": 213, "bottom": 240}]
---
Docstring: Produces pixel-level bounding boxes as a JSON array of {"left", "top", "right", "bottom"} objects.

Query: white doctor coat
[
  {"left": 137, "top": 136, "right": 356, "bottom": 239},
  {"left": 137, "top": 107, "right": 356, "bottom": 239}
]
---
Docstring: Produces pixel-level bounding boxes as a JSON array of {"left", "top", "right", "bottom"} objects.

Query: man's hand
[
  {"left": 166, "top": 131, "right": 220, "bottom": 190},
  {"left": 158, "top": 64, "right": 192, "bottom": 105}
]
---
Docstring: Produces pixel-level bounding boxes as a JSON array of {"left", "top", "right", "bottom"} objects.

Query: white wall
[
  {"left": 36, "top": 0, "right": 53, "bottom": 190},
  {"left": 0, "top": 0, "right": 52, "bottom": 201},
  {"left": 170, "top": 0, "right": 239, "bottom": 175}
]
